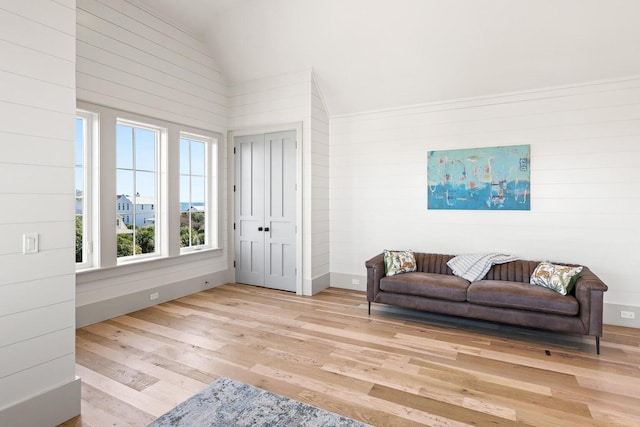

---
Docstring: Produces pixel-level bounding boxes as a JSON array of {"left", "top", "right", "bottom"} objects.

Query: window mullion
[
  {"left": 189, "top": 140, "right": 193, "bottom": 246},
  {"left": 132, "top": 128, "right": 136, "bottom": 255}
]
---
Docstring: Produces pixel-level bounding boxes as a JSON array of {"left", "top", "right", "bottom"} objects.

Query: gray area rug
[{"left": 148, "top": 377, "right": 371, "bottom": 426}]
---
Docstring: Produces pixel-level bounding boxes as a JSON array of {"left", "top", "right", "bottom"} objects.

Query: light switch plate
[{"left": 23, "top": 233, "right": 39, "bottom": 254}]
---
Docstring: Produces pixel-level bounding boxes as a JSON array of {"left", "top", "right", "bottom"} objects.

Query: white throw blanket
[{"left": 447, "top": 253, "right": 519, "bottom": 282}]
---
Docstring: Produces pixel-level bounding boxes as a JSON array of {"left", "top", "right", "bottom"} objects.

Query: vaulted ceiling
[{"left": 133, "top": 0, "right": 640, "bottom": 116}]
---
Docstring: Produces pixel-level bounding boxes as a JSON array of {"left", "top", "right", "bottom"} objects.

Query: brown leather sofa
[{"left": 366, "top": 252, "right": 608, "bottom": 353}]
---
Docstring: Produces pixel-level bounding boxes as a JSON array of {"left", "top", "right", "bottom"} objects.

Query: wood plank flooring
[{"left": 61, "top": 283, "right": 640, "bottom": 426}]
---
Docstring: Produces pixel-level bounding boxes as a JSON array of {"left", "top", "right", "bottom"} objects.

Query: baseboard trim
[
  {"left": 330, "top": 272, "right": 367, "bottom": 291},
  {"left": 311, "top": 273, "right": 331, "bottom": 295},
  {"left": 0, "top": 376, "right": 81, "bottom": 427},
  {"left": 603, "top": 303, "right": 640, "bottom": 328},
  {"left": 76, "top": 271, "right": 229, "bottom": 327}
]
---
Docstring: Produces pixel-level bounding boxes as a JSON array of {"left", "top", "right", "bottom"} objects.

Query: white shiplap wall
[
  {"left": 229, "top": 70, "right": 331, "bottom": 294},
  {"left": 311, "top": 74, "right": 330, "bottom": 284},
  {"left": 330, "top": 78, "right": 640, "bottom": 309},
  {"left": 75, "top": 0, "right": 230, "bottom": 318},
  {"left": 229, "top": 70, "right": 311, "bottom": 130},
  {"left": 76, "top": 0, "right": 227, "bottom": 131},
  {"left": 0, "top": 0, "right": 80, "bottom": 424}
]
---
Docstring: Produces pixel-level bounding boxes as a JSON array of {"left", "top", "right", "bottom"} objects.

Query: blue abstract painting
[{"left": 428, "top": 145, "right": 530, "bottom": 210}]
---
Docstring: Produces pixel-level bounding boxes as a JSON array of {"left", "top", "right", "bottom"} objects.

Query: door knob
[
  {"left": 258, "top": 227, "right": 263, "bottom": 231},
  {"left": 264, "top": 227, "right": 270, "bottom": 232}
]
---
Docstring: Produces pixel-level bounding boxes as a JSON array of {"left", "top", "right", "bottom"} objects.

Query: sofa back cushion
[
  {"left": 483, "top": 260, "right": 540, "bottom": 283},
  {"left": 414, "top": 253, "right": 539, "bottom": 283},
  {"left": 414, "top": 253, "right": 457, "bottom": 275},
  {"left": 413, "top": 254, "right": 577, "bottom": 287}
]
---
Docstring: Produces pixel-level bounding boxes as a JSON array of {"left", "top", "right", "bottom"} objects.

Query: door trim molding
[{"left": 228, "top": 122, "right": 304, "bottom": 295}]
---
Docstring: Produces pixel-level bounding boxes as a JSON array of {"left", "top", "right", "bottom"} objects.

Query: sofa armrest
[
  {"left": 575, "top": 272, "right": 608, "bottom": 293},
  {"left": 574, "top": 267, "right": 608, "bottom": 337},
  {"left": 366, "top": 253, "right": 385, "bottom": 302}
]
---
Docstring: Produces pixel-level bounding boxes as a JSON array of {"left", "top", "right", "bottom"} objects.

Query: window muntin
[
  {"left": 116, "top": 121, "right": 160, "bottom": 260},
  {"left": 179, "top": 134, "right": 211, "bottom": 251}
]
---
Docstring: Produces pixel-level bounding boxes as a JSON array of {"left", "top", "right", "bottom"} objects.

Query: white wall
[
  {"left": 330, "top": 78, "right": 640, "bottom": 312},
  {"left": 76, "top": 0, "right": 226, "bottom": 131},
  {"left": 228, "top": 69, "right": 330, "bottom": 294},
  {"left": 310, "top": 75, "right": 330, "bottom": 286},
  {"left": 0, "top": 0, "right": 80, "bottom": 425},
  {"left": 75, "top": 0, "right": 230, "bottom": 322}
]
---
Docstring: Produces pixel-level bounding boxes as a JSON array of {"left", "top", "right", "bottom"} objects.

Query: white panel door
[
  {"left": 264, "top": 131, "right": 297, "bottom": 291},
  {"left": 234, "top": 134, "right": 265, "bottom": 286},
  {"left": 234, "top": 131, "right": 296, "bottom": 292}
]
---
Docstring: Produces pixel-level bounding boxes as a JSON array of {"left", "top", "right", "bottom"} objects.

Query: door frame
[{"left": 228, "top": 122, "right": 303, "bottom": 295}]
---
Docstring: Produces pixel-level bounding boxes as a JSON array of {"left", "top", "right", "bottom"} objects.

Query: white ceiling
[{"left": 133, "top": 0, "right": 640, "bottom": 116}]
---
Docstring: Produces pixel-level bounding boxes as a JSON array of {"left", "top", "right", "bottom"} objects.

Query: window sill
[{"left": 76, "top": 247, "right": 224, "bottom": 282}]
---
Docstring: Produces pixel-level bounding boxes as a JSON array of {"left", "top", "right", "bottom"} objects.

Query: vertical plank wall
[
  {"left": 75, "top": 0, "right": 230, "bottom": 321},
  {"left": 329, "top": 78, "right": 640, "bottom": 324},
  {"left": 0, "top": 0, "right": 80, "bottom": 425},
  {"left": 229, "top": 70, "right": 331, "bottom": 294}
]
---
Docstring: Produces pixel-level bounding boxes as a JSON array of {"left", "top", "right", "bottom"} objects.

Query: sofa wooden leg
[
  {"left": 368, "top": 301, "right": 371, "bottom": 315},
  {"left": 596, "top": 336, "right": 600, "bottom": 355}
]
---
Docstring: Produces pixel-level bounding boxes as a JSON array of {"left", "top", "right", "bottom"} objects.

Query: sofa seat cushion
[
  {"left": 380, "top": 272, "right": 470, "bottom": 302},
  {"left": 467, "top": 280, "right": 579, "bottom": 316}
]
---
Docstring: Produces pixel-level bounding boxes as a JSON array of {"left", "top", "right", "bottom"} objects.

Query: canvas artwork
[{"left": 427, "top": 144, "right": 530, "bottom": 210}]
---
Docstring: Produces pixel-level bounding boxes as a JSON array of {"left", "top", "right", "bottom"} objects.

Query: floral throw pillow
[
  {"left": 383, "top": 250, "right": 417, "bottom": 276},
  {"left": 530, "top": 261, "right": 583, "bottom": 295}
]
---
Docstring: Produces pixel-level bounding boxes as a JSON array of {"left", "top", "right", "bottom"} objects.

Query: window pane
[
  {"left": 191, "top": 140, "right": 205, "bottom": 176},
  {"left": 179, "top": 174, "right": 190, "bottom": 248},
  {"left": 75, "top": 118, "right": 83, "bottom": 166},
  {"left": 135, "top": 128, "right": 156, "bottom": 171},
  {"left": 136, "top": 170, "right": 155, "bottom": 200},
  {"left": 117, "top": 233, "right": 135, "bottom": 258},
  {"left": 75, "top": 215, "right": 83, "bottom": 263},
  {"left": 191, "top": 176, "right": 206, "bottom": 245},
  {"left": 191, "top": 176, "right": 205, "bottom": 207},
  {"left": 116, "top": 125, "right": 133, "bottom": 169},
  {"left": 135, "top": 171, "right": 156, "bottom": 229},
  {"left": 75, "top": 194, "right": 83, "bottom": 216},
  {"left": 179, "top": 214, "right": 190, "bottom": 248},
  {"left": 116, "top": 169, "right": 134, "bottom": 201},
  {"left": 75, "top": 166, "right": 84, "bottom": 193},
  {"left": 135, "top": 223, "right": 155, "bottom": 254},
  {"left": 179, "top": 175, "right": 190, "bottom": 210},
  {"left": 179, "top": 138, "right": 190, "bottom": 175}
]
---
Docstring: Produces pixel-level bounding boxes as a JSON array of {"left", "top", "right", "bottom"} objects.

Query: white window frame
[
  {"left": 179, "top": 132, "right": 217, "bottom": 254},
  {"left": 75, "top": 110, "right": 96, "bottom": 270},
  {"left": 116, "top": 118, "right": 164, "bottom": 264},
  {"left": 75, "top": 101, "right": 223, "bottom": 281}
]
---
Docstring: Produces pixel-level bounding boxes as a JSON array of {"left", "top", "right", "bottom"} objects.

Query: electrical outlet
[
  {"left": 621, "top": 311, "right": 635, "bottom": 319},
  {"left": 150, "top": 292, "right": 159, "bottom": 301},
  {"left": 351, "top": 279, "right": 360, "bottom": 285}
]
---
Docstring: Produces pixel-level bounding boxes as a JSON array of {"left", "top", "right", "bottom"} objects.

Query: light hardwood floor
[{"left": 61, "top": 283, "right": 640, "bottom": 426}]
